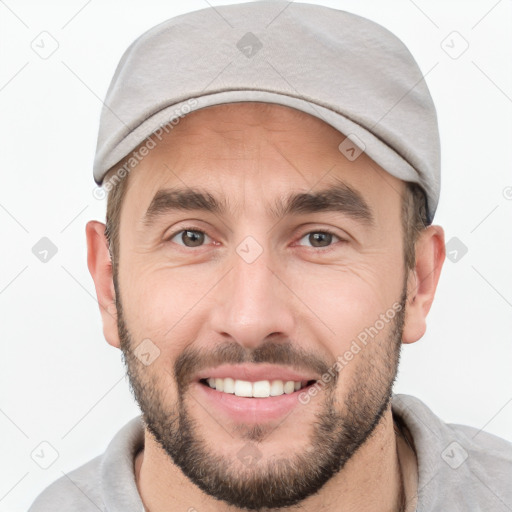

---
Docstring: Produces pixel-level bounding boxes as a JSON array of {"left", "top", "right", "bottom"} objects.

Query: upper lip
[{"left": 194, "top": 363, "right": 319, "bottom": 383}]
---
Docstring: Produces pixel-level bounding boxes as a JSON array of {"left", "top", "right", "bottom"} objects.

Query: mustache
[{"left": 174, "top": 339, "right": 334, "bottom": 391}]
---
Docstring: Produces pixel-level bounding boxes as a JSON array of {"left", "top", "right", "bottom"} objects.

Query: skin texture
[{"left": 86, "top": 103, "right": 445, "bottom": 512}]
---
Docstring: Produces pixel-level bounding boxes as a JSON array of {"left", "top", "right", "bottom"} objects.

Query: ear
[
  {"left": 86, "top": 220, "right": 121, "bottom": 349},
  {"left": 402, "top": 225, "right": 445, "bottom": 344}
]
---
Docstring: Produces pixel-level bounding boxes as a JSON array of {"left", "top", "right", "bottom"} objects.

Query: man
[{"left": 29, "top": 1, "right": 512, "bottom": 511}]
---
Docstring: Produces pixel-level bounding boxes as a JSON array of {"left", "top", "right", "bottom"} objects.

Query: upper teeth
[{"left": 206, "top": 378, "right": 304, "bottom": 397}]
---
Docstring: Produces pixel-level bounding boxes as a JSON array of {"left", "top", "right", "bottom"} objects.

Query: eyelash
[{"left": 165, "top": 226, "right": 346, "bottom": 251}]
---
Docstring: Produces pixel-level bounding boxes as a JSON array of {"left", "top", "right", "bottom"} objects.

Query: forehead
[{"left": 119, "top": 103, "right": 405, "bottom": 221}]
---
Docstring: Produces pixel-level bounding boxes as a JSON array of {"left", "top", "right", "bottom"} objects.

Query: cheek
[
  {"left": 119, "top": 263, "right": 212, "bottom": 354},
  {"left": 288, "top": 260, "right": 400, "bottom": 350}
]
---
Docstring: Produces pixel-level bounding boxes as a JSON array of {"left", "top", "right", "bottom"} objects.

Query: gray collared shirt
[{"left": 29, "top": 394, "right": 512, "bottom": 511}]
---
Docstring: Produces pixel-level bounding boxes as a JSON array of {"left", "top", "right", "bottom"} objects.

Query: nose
[{"left": 207, "top": 245, "right": 297, "bottom": 350}]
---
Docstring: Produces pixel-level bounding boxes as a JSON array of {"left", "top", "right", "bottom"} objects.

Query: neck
[{"left": 135, "top": 406, "right": 415, "bottom": 512}]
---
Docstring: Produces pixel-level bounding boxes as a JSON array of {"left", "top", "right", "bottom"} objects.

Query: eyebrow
[{"left": 142, "top": 181, "right": 374, "bottom": 227}]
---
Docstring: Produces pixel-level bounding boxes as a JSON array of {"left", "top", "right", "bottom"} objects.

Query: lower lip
[{"left": 193, "top": 381, "right": 313, "bottom": 423}]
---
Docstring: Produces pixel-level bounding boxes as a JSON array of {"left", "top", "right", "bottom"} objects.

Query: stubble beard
[{"left": 115, "top": 272, "right": 407, "bottom": 511}]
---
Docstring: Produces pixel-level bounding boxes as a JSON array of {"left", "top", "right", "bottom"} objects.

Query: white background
[{"left": 1, "top": 0, "right": 511, "bottom": 510}]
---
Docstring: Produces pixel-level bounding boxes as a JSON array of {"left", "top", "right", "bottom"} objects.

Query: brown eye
[
  {"left": 169, "top": 229, "right": 209, "bottom": 247},
  {"left": 298, "top": 231, "right": 340, "bottom": 248}
]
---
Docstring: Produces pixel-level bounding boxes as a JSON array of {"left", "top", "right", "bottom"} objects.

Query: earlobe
[
  {"left": 402, "top": 225, "right": 446, "bottom": 344},
  {"left": 85, "top": 220, "right": 121, "bottom": 349}
]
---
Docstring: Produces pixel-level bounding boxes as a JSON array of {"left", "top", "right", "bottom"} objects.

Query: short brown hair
[
  {"left": 401, "top": 181, "right": 429, "bottom": 270},
  {"left": 104, "top": 169, "right": 428, "bottom": 279}
]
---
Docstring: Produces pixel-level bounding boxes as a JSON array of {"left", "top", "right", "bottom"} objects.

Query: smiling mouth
[{"left": 199, "top": 378, "right": 317, "bottom": 398}]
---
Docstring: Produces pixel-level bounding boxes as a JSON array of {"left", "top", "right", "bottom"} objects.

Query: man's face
[{"left": 115, "top": 103, "right": 409, "bottom": 509}]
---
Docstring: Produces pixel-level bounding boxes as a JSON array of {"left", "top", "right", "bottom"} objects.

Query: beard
[{"left": 115, "top": 273, "right": 407, "bottom": 511}]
